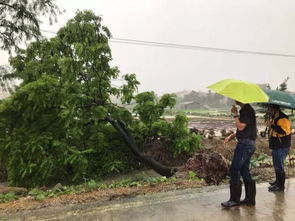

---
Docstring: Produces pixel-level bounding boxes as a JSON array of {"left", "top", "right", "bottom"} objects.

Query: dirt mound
[
  {"left": 201, "top": 138, "right": 235, "bottom": 161},
  {"left": 142, "top": 140, "right": 190, "bottom": 167},
  {"left": 181, "top": 149, "right": 229, "bottom": 185}
]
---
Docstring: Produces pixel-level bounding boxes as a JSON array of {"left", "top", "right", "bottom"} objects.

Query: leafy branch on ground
[
  {"left": 250, "top": 153, "right": 268, "bottom": 168},
  {"left": 187, "top": 171, "right": 201, "bottom": 181}
]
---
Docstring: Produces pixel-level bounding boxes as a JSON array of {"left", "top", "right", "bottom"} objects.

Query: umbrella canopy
[
  {"left": 207, "top": 79, "right": 269, "bottom": 103},
  {"left": 263, "top": 89, "right": 295, "bottom": 109}
]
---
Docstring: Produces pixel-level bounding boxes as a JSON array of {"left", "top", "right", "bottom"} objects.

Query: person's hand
[
  {"left": 224, "top": 135, "right": 232, "bottom": 144},
  {"left": 231, "top": 105, "right": 238, "bottom": 116}
]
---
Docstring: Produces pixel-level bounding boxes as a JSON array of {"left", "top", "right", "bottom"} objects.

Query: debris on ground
[{"left": 180, "top": 149, "right": 229, "bottom": 185}]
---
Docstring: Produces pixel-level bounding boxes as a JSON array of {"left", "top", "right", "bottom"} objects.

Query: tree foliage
[
  {"left": 0, "top": 0, "right": 61, "bottom": 52},
  {"left": 277, "top": 76, "right": 289, "bottom": 91},
  {"left": 0, "top": 65, "right": 15, "bottom": 92},
  {"left": 0, "top": 10, "right": 200, "bottom": 187},
  {"left": 132, "top": 92, "right": 201, "bottom": 156},
  {"left": 0, "top": 10, "right": 140, "bottom": 187},
  {"left": 133, "top": 92, "right": 176, "bottom": 128}
]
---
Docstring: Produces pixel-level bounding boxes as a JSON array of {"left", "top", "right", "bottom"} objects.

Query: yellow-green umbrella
[{"left": 207, "top": 79, "right": 269, "bottom": 103}]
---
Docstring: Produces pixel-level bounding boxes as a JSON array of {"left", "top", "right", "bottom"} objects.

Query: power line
[
  {"left": 112, "top": 38, "right": 295, "bottom": 58},
  {"left": 40, "top": 29, "right": 295, "bottom": 58}
]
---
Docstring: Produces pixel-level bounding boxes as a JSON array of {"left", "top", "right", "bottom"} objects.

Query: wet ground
[{"left": 2, "top": 178, "right": 295, "bottom": 221}]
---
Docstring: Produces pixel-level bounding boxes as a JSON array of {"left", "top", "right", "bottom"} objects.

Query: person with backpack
[{"left": 266, "top": 104, "right": 291, "bottom": 191}]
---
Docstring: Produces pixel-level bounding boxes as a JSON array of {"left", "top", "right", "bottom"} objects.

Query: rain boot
[
  {"left": 269, "top": 172, "right": 285, "bottom": 191},
  {"left": 269, "top": 180, "right": 276, "bottom": 186},
  {"left": 240, "top": 180, "right": 256, "bottom": 205},
  {"left": 269, "top": 171, "right": 279, "bottom": 186},
  {"left": 221, "top": 180, "right": 242, "bottom": 208}
]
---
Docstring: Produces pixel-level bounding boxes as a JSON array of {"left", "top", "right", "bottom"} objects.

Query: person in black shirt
[{"left": 221, "top": 101, "right": 257, "bottom": 208}]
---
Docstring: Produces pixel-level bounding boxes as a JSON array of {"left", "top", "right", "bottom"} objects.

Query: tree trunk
[{"left": 105, "top": 116, "right": 177, "bottom": 177}]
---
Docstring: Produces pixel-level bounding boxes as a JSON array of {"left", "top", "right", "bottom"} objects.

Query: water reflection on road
[
  {"left": 94, "top": 179, "right": 295, "bottom": 221},
  {"left": 17, "top": 179, "right": 294, "bottom": 221}
]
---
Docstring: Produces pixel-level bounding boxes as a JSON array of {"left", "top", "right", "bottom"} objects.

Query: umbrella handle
[{"left": 261, "top": 127, "right": 268, "bottom": 138}]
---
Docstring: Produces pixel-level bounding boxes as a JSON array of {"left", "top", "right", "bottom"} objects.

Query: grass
[
  {"left": 0, "top": 173, "right": 179, "bottom": 203},
  {"left": 0, "top": 192, "right": 18, "bottom": 203},
  {"left": 163, "top": 108, "right": 231, "bottom": 118}
]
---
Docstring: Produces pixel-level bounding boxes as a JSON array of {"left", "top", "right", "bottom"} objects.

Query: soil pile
[
  {"left": 181, "top": 149, "right": 229, "bottom": 184},
  {"left": 142, "top": 140, "right": 190, "bottom": 167}
]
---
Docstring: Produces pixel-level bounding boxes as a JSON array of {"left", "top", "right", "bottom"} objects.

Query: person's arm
[
  {"left": 231, "top": 105, "right": 247, "bottom": 131},
  {"left": 233, "top": 116, "right": 247, "bottom": 131},
  {"left": 224, "top": 132, "right": 236, "bottom": 144}
]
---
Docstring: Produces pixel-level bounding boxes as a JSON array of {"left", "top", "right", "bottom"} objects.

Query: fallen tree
[
  {"left": 0, "top": 10, "right": 199, "bottom": 187},
  {"left": 106, "top": 116, "right": 177, "bottom": 178}
]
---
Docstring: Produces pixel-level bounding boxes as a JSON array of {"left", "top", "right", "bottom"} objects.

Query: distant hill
[{"left": 174, "top": 90, "right": 232, "bottom": 109}]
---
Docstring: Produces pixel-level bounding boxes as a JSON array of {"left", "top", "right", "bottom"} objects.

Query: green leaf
[{"left": 35, "top": 193, "right": 46, "bottom": 201}]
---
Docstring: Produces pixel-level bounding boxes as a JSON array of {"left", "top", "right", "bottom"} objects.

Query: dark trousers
[
  {"left": 230, "top": 138, "right": 255, "bottom": 185},
  {"left": 272, "top": 147, "right": 290, "bottom": 174}
]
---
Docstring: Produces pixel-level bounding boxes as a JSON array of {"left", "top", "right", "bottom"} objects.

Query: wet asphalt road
[{"left": 4, "top": 178, "right": 295, "bottom": 221}]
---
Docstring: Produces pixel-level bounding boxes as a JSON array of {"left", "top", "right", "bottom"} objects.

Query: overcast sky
[{"left": 1, "top": 0, "right": 295, "bottom": 94}]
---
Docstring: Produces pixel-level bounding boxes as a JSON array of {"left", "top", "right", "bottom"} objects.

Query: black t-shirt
[{"left": 236, "top": 104, "right": 257, "bottom": 140}]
